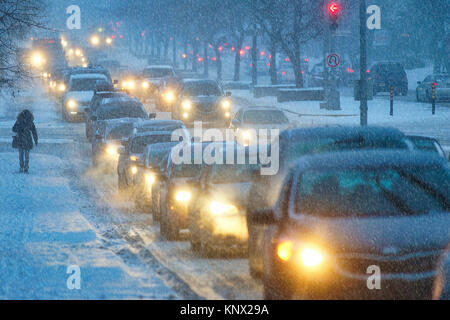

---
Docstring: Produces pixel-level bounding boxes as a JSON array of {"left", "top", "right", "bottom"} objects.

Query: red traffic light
[{"left": 328, "top": 2, "right": 340, "bottom": 16}]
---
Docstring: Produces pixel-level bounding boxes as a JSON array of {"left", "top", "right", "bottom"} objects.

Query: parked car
[
  {"left": 230, "top": 106, "right": 293, "bottom": 146},
  {"left": 172, "top": 79, "right": 232, "bottom": 127},
  {"left": 250, "top": 150, "right": 450, "bottom": 299},
  {"left": 369, "top": 62, "right": 408, "bottom": 96},
  {"left": 416, "top": 74, "right": 450, "bottom": 102},
  {"left": 406, "top": 135, "right": 447, "bottom": 160},
  {"left": 247, "top": 126, "right": 411, "bottom": 279}
]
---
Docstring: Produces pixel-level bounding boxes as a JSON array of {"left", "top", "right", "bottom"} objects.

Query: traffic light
[{"left": 327, "top": 2, "right": 341, "bottom": 30}]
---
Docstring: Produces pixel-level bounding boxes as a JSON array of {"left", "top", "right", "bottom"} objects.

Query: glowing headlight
[
  {"left": 301, "top": 248, "right": 324, "bottom": 267},
  {"left": 222, "top": 100, "right": 231, "bottom": 109},
  {"left": 164, "top": 91, "right": 175, "bottom": 102},
  {"left": 106, "top": 145, "right": 118, "bottom": 156},
  {"left": 277, "top": 241, "right": 293, "bottom": 262},
  {"left": 175, "top": 191, "right": 191, "bottom": 203},
  {"left": 67, "top": 99, "right": 77, "bottom": 109},
  {"left": 182, "top": 100, "right": 192, "bottom": 110},
  {"left": 209, "top": 201, "right": 238, "bottom": 215},
  {"left": 58, "top": 83, "right": 66, "bottom": 92},
  {"left": 130, "top": 155, "right": 138, "bottom": 162},
  {"left": 145, "top": 173, "right": 156, "bottom": 186},
  {"left": 127, "top": 81, "right": 135, "bottom": 89},
  {"left": 225, "top": 112, "right": 231, "bottom": 118},
  {"left": 142, "top": 82, "right": 150, "bottom": 89},
  {"left": 131, "top": 166, "right": 138, "bottom": 175},
  {"left": 183, "top": 112, "right": 189, "bottom": 119}
]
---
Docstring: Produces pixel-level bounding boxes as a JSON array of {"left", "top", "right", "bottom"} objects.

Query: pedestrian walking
[{"left": 12, "top": 109, "right": 38, "bottom": 173}]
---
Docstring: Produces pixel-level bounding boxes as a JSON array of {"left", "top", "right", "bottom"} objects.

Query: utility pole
[{"left": 360, "top": 0, "right": 368, "bottom": 126}]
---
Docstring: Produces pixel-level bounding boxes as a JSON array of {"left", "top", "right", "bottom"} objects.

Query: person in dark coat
[{"left": 12, "top": 110, "right": 38, "bottom": 173}]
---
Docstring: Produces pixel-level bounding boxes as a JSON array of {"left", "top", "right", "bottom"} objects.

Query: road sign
[{"left": 327, "top": 53, "right": 340, "bottom": 68}]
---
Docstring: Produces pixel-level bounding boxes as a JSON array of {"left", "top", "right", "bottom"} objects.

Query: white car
[
  {"left": 230, "top": 106, "right": 295, "bottom": 146},
  {"left": 62, "top": 73, "right": 110, "bottom": 122}
]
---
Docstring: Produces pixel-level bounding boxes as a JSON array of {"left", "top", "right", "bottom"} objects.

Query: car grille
[{"left": 335, "top": 251, "right": 441, "bottom": 275}]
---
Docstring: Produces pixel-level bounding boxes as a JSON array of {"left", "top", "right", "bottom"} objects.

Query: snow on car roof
[{"left": 70, "top": 73, "right": 108, "bottom": 80}]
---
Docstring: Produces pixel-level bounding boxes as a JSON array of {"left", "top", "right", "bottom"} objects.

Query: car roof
[
  {"left": 241, "top": 106, "right": 284, "bottom": 112},
  {"left": 292, "top": 150, "right": 445, "bottom": 172},
  {"left": 280, "top": 126, "right": 405, "bottom": 143},
  {"left": 406, "top": 135, "right": 439, "bottom": 142}
]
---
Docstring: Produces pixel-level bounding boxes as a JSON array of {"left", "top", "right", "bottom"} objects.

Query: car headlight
[
  {"left": 222, "top": 100, "right": 231, "bottom": 109},
  {"left": 106, "top": 145, "right": 118, "bottom": 156},
  {"left": 175, "top": 190, "right": 191, "bottom": 203},
  {"left": 142, "top": 81, "right": 150, "bottom": 89},
  {"left": 301, "top": 247, "right": 324, "bottom": 267},
  {"left": 182, "top": 100, "right": 192, "bottom": 110},
  {"left": 277, "top": 241, "right": 294, "bottom": 262},
  {"left": 145, "top": 173, "right": 156, "bottom": 186},
  {"left": 58, "top": 83, "right": 66, "bottom": 92},
  {"left": 127, "top": 81, "right": 135, "bottom": 89},
  {"left": 121, "top": 81, "right": 128, "bottom": 89},
  {"left": 131, "top": 166, "right": 138, "bottom": 175},
  {"left": 67, "top": 99, "right": 77, "bottom": 109},
  {"left": 164, "top": 91, "right": 175, "bottom": 102},
  {"left": 209, "top": 201, "right": 238, "bottom": 215},
  {"left": 130, "top": 155, "right": 138, "bottom": 162}
]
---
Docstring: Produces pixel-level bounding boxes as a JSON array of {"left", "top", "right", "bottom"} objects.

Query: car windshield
[
  {"left": 70, "top": 77, "right": 107, "bottom": 91},
  {"left": 244, "top": 110, "right": 289, "bottom": 124},
  {"left": 172, "top": 164, "right": 203, "bottom": 178},
  {"left": 183, "top": 82, "right": 221, "bottom": 96},
  {"left": 131, "top": 134, "right": 173, "bottom": 154},
  {"left": 98, "top": 102, "right": 148, "bottom": 120},
  {"left": 294, "top": 166, "right": 450, "bottom": 217},
  {"left": 143, "top": 68, "right": 173, "bottom": 78},
  {"left": 285, "top": 137, "right": 408, "bottom": 165},
  {"left": 374, "top": 64, "right": 403, "bottom": 75},
  {"left": 210, "top": 164, "right": 260, "bottom": 184},
  {"left": 148, "top": 148, "right": 173, "bottom": 168},
  {"left": 408, "top": 138, "right": 445, "bottom": 157}
]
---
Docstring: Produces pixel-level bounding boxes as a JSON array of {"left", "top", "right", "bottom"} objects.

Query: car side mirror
[
  {"left": 248, "top": 208, "right": 275, "bottom": 225},
  {"left": 149, "top": 112, "right": 157, "bottom": 119},
  {"left": 225, "top": 91, "right": 232, "bottom": 97}
]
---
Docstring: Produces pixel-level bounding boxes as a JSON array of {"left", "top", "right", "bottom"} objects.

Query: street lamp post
[{"left": 360, "top": 0, "right": 368, "bottom": 126}]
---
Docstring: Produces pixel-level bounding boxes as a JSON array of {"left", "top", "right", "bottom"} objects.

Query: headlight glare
[{"left": 175, "top": 190, "right": 191, "bottom": 203}]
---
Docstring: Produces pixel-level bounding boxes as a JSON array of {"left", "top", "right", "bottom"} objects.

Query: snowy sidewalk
[{"left": 0, "top": 152, "right": 178, "bottom": 299}]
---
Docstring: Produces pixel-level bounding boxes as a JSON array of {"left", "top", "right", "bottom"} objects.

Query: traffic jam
[{"left": 1, "top": 0, "right": 449, "bottom": 303}]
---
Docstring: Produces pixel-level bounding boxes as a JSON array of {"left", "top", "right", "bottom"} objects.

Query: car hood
[
  {"left": 209, "top": 182, "right": 252, "bottom": 208},
  {"left": 191, "top": 96, "right": 221, "bottom": 105},
  {"left": 241, "top": 123, "right": 292, "bottom": 132},
  {"left": 289, "top": 211, "right": 450, "bottom": 255},
  {"left": 65, "top": 91, "right": 94, "bottom": 104}
]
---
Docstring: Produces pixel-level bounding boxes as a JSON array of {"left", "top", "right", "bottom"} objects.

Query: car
[
  {"left": 89, "top": 98, "right": 149, "bottom": 140},
  {"left": 247, "top": 126, "right": 411, "bottom": 279},
  {"left": 132, "top": 142, "right": 180, "bottom": 214},
  {"left": 155, "top": 77, "right": 182, "bottom": 112},
  {"left": 416, "top": 74, "right": 450, "bottom": 102},
  {"left": 250, "top": 150, "right": 450, "bottom": 299},
  {"left": 173, "top": 79, "right": 232, "bottom": 126},
  {"left": 62, "top": 73, "right": 111, "bottom": 122},
  {"left": 141, "top": 65, "right": 176, "bottom": 99},
  {"left": 369, "top": 62, "right": 408, "bottom": 96},
  {"left": 406, "top": 135, "right": 447, "bottom": 160},
  {"left": 91, "top": 117, "right": 142, "bottom": 167},
  {"left": 230, "top": 106, "right": 294, "bottom": 146},
  {"left": 158, "top": 150, "right": 204, "bottom": 240},
  {"left": 117, "top": 129, "right": 187, "bottom": 192},
  {"left": 85, "top": 84, "right": 126, "bottom": 141},
  {"left": 433, "top": 246, "right": 450, "bottom": 300}
]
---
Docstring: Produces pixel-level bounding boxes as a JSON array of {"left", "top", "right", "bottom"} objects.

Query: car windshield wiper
[
  {"left": 396, "top": 169, "right": 450, "bottom": 210},
  {"left": 374, "top": 175, "right": 415, "bottom": 215}
]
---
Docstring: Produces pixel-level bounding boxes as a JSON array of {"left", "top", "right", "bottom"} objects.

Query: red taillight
[
  {"left": 432, "top": 82, "right": 438, "bottom": 88},
  {"left": 281, "top": 71, "right": 286, "bottom": 75},
  {"left": 347, "top": 67, "right": 355, "bottom": 73},
  {"left": 285, "top": 57, "right": 290, "bottom": 62},
  {"left": 366, "top": 69, "right": 370, "bottom": 73}
]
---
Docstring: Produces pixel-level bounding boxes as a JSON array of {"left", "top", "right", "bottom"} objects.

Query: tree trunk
[
  {"left": 269, "top": 40, "right": 277, "bottom": 85},
  {"left": 184, "top": 39, "right": 188, "bottom": 70},
  {"left": 251, "top": 34, "right": 258, "bottom": 87},
  {"left": 233, "top": 36, "right": 244, "bottom": 81},
  {"left": 172, "top": 37, "right": 177, "bottom": 67},
  {"left": 192, "top": 38, "right": 199, "bottom": 72},
  {"left": 163, "top": 39, "right": 169, "bottom": 60},
  {"left": 215, "top": 46, "right": 222, "bottom": 81},
  {"left": 203, "top": 43, "right": 209, "bottom": 77}
]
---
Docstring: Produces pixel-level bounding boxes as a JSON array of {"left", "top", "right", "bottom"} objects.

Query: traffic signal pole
[{"left": 359, "top": 0, "right": 368, "bottom": 126}]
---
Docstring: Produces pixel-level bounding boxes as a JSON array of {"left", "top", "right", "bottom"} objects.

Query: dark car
[
  {"left": 247, "top": 126, "right": 411, "bottom": 279},
  {"left": 158, "top": 150, "right": 203, "bottom": 240},
  {"left": 370, "top": 62, "right": 408, "bottom": 96},
  {"left": 133, "top": 142, "right": 180, "bottom": 213},
  {"left": 250, "top": 150, "right": 450, "bottom": 299},
  {"left": 155, "top": 77, "right": 182, "bottom": 112},
  {"left": 173, "top": 79, "right": 232, "bottom": 127},
  {"left": 406, "top": 135, "right": 447, "bottom": 160},
  {"left": 416, "top": 74, "right": 450, "bottom": 102}
]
